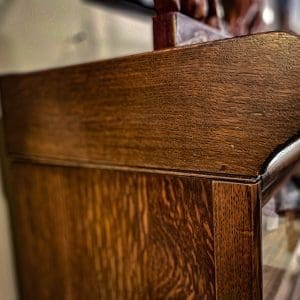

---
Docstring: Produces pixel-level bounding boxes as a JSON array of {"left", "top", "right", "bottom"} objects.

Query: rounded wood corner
[{"left": 261, "top": 136, "right": 300, "bottom": 203}]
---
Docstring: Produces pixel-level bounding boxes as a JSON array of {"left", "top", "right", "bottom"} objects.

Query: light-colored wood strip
[{"left": 213, "top": 181, "right": 262, "bottom": 299}]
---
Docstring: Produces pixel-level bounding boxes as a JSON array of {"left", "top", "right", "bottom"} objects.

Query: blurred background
[
  {"left": 0, "top": 0, "right": 300, "bottom": 74},
  {"left": 0, "top": 1, "right": 299, "bottom": 299}
]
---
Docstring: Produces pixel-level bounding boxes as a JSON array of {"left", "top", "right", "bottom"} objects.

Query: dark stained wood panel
[
  {"left": 147, "top": 175, "right": 215, "bottom": 298},
  {"left": 1, "top": 32, "right": 299, "bottom": 179},
  {"left": 10, "top": 162, "right": 215, "bottom": 299},
  {"left": 10, "top": 164, "right": 149, "bottom": 299},
  {"left": 212, "top": 181, "right": 262, "bottom": 299}
]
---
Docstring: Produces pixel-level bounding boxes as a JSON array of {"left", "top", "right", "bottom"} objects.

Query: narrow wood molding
[
  {"left": 213, "top": 181, "right": 262, "bottom": 299},
  {"left": 6, "top": 153, "right": 259, "bottom": 183}
]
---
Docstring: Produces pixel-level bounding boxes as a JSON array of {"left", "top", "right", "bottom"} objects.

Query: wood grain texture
[
  {"left": 1, "top": 32, "right": 299, "bottom": 180},
  {"left": 10, "top": 162, "right": 215, "bottom": 299},
  {"left": 213, "top": 181, "right": 261, "bottom": 299},
  {"left": 11, "top": 164, "right": 149, "bottom": 299},
  {"left": 147, "top": 175, "right": 215, "bottom": 299}
]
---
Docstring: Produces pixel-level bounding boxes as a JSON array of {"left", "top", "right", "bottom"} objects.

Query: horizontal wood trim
[
  {"left": 1, "top": 32, "right": 299, "bottom": 179},
  {"left": 7, "top": 153, "right": 260, "bottom": 183}
]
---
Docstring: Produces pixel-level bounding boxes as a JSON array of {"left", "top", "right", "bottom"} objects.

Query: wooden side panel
[
  {"left": 1, "top": 33, "right": 299, "bottom": 179},
  {"left": 11, "top": 164, "right": 149, "bottom": 299},
  {"left": 10, "top": 162, "right": 215, "bottom": 299},
  {"left": 213, "top": 181, "right": 261, "bottom": 299}
]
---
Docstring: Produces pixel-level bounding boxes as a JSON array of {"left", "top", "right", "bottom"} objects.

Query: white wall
[{"left": 0, "top": 0, "right": 152, "bottom": 74}]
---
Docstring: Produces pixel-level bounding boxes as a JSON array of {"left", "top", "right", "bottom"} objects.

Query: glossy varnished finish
[
  {"left": 1, "top": 32, "right": 299, "bottom": 179},
  {"left": 213, "top": 181, "right": 261, "bottom": 299},
  {"left": 148, "top": 174, "right": 215, "bottom": 298},
  {"left": 10, "top": 162, "right": 216, "bottom": 299},
  {"left": 2, "top": 33, "right": 299, "bottom": 299}
]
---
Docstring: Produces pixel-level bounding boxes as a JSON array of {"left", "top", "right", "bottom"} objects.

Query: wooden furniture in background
[
  {"left": 153, "top": 0, "right": 226, "bottom": 49},
  {"left": 0, "top": 31, "right": 299, "bottom": 299},
  {"left": 153, "top": 11, "right": 228, "bottom": 49},
  {"left": 152, "top": 0, "right": 264, "bottom": 49}
]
